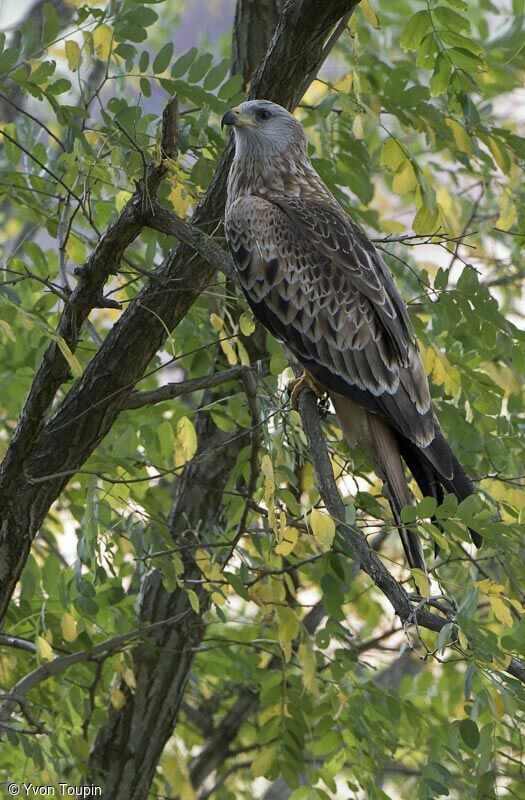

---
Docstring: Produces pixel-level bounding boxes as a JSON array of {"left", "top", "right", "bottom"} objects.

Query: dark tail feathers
[{"left": 398, "top": 427, "right": 482, "bottom": 549}]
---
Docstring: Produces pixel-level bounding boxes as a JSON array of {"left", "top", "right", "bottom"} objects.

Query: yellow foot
[{"left": 287, "top": 372, "right": 325, "bottom": 410}]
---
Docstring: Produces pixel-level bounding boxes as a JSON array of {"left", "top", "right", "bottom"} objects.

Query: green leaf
[
  {"left": 203, "top": 58, "right": 230, "bottom": 90},
  {"left": 138, "top": 50, "right": 149, "bottom": 72},
  {"left": 429, "top": 52, "right": 452, "bottom": 96},
  {"left": 43, "top": 3, "right": 60, "bottom": 44},
  {"left": 433, "top": 6, "right": 469, "bottom": 32},
  {"left": 188, "top": 52, "right": 213, "bottom": 83},
  {"left": 153, "top": 42, "right": 174, "bottom": 74},
  {"left": 416, "top": 496, "right": 437, "bottom": 518},
  {"left": 449, "top": 47, "right": 484, "bottom": 72},
  {"left": 124, "top": 7, "right": 158, "bottom": 27},
  {"left": 437, "top": 621, "right": 454, "bottom": 654},
  {"left": 459, "top": 719, "right": 480, "bottom": 749},
  {"left": 218, "top": 74, "right": 244, "bottom": 99},
  {"left": 170, "top": 47, "right": 198, "bottom": 77},
  {"left": 399, "top": 11, "right": 432, "bottom": 52}
]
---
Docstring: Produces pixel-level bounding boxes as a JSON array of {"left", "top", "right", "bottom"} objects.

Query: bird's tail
[
  {"left": 367, "top": 413, "right": 427, "bottom": 574},
  {"left": 331, "top": 394, "right": 426, "bottom": 574},
  {"left": 399, "top": 424, "right": 482, "bottom": 549}
]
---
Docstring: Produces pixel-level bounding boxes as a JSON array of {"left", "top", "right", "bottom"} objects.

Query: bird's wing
[{"left": 226, "top": 193, "right": 434, "bottom": 448}]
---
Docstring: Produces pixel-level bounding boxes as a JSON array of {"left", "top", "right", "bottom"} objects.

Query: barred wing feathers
[{"left": 226, "top": 193, "right": 434, "bottom": 451}]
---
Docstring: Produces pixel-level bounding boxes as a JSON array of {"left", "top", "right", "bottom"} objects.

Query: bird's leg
[{"left": 287, "top": 371, "right": 325, "bottom": 410}]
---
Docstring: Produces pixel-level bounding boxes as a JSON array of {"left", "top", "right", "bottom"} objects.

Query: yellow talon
[{"left": 287, "top": 372, "right": 325, "bottom": 410}]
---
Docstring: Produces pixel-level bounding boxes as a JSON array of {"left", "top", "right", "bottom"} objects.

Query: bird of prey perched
[{"left": 222, "top": 100, "right": 480, "bottom": 573}]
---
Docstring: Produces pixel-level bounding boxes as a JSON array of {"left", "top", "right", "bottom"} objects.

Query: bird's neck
[{"left": 226, "top": 147, "right": 333, "bottom": 213}]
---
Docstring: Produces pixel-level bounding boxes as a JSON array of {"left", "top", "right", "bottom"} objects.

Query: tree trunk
[
  {"left": 232, "top": 0, "right": 285, "bottom": 86},
  {"left": 88, "top": 414, "right": 245, "bottom": 797}
]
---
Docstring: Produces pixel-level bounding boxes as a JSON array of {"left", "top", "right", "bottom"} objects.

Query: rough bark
[
  {"left": 232, "top": 0, "right": 285, "bottom": 86},
  {"left": 87, "top": 413, "right": 247, "bottom": 798}
]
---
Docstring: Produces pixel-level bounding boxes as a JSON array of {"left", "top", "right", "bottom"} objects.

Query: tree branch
[
  {"left": 124, "top": 365, "right": 253, "bottom": 410},
  {"left": 0, "top": 609, "right": 191, "bottom": 726},
  {"left": 293, "top": 383, "right": 525, "bottom": 685}
]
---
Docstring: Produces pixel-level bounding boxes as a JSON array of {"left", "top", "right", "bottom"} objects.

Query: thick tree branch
[
  {"left": 0, "top": 97, "right": 179, "bottom": 509},
  {"left": 144, "top": 202, "right": 236, "bottom": 280}
]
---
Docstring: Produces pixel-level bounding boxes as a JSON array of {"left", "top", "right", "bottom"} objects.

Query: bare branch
[
  {"left": 125, "top": 365, "right": 253, "bottom": 410},
  {"left": 293, "top": 381, "right": 525, "bottom": 685},
  {"left": 0, "top": 610, "right": 191, "bottom": 726}
]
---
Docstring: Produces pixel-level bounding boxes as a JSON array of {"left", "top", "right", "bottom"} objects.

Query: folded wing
[{"left": 226, "top": 193, "right": 434, "bottom": 450}]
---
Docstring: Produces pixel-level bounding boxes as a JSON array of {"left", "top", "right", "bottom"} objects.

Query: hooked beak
[{"left": 221, "top": 107, "right": 256, "bottom": 129}]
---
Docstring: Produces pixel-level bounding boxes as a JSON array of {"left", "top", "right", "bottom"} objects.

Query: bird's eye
[{"left": 256, "top": 109, "right": 272, "bottom": 121}]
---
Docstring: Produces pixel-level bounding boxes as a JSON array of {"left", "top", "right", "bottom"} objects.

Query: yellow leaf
[
  {"left": 211, "top": 589, "right": 227, "bottom": 606},
  {"left": 210, "top": 313, "right": 224, "bottom": 331},
  {"left": 61, "top": 612, "right": 77, "bottom": 642},
  {"left": 65, "top": 40, "right": 81, "bottom": 72},
  {"left": 298, "top": 642, "right": 320, "bottom": 697},
  {"left": 360, "top": 0, "right": 380, "bottom": 28},
  {"left": 497, "top": 189, "right": 516, "bottom": 229},
  {"left": 168, "top": 181, "right": 193, "bottom": 215},
  {"left": 487, "top": 136, "right": 511, "bottom": 174},
  {"left": 476, "top": 579, "right": 505, "bottom": 595},
  {"left": 490, "top": 687, "right": 506, "bottom": 718},
  {"left": 122, "top": 667, "right": 136, "bottom": 690},
  {"left": 163, "top": 747, "right": 196, "bottom": 799},
  {"left": 310, "top": 509, "right": 335, "bottom": 551},
  {"left": 489, "top": 596, "right": 513, "bottom": 627},
  {"left": 174, "top": 416, "right": 197, "bottom": 466},
  {"left": 261, "top": 454, "right": 274, "bottom": 482},
  {"left": 275, "top": 526, "right": 299, "bottom": 557},
  {"left": 259, "top": 703, "right": 282, "bottom": 725},
  {"left": 220, "top": 338, "right": 238, "bottom": 365},
  {"left": 251, "top": 746, "right": 277, "bottom": 778},
  {"left": 445, "top": 118, "right": 472, "bottom": 155},
  {"left": 283, "top": 572, "right": 296, "bottom": 598},
  {"left": 55, "top": 336, "right": 82, "bottom": 377},
  {"left": 236, "top": 338, "right": 250, "bottom": 366},
  {"left": 380, "top": 138, "right": 405, "bottom": 172},
  {"left": 93, "top": 24, "right": 112, "bottom": 62},
  {"left": 115, "top": 190, "right": 131, "bottom": 213},
  {"left": 187, "top": 589, "right": 200, "bottom": 614},
  {"left": 65, "top": 235, "right": 86, "bottom": 265},
  {"left": 239, "top": 311, "right": 255, "bottom": 336},
  {"left": 411, "top": 568, "right": 430, "bottom": 598},
  {"left": 110, "top": 687, "right": 126, "bottom": 710},
  {"left": 36, "top": 636, "right": 53, "bottom": 662},
  {"left": 352, "top": 115, "right": 364, "bottom": 139},
  {"left": 422, "top": 347, "right": 459, "bottom": 397},
  {"left": 262, "top": 454, "right": 278, "bottom": 532},
  {"left": 413, "top": 205, "right": 439, "bottom": 235},
  {"left": 392, "top": 158, "right": 418, "bottom": 195},
  {"left": 195, "top": 548, "right": 212, "bottom": 578},
  {"left": 277, "top": 607, "right": 300, "bottom": 662},
  {"left": 0, "top": 320, "right": 16, "bottom": 342}
]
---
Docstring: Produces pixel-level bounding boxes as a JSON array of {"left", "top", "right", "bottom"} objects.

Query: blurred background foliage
[{"left": 0, "top": 0, "right": 524, "bottom": 798}]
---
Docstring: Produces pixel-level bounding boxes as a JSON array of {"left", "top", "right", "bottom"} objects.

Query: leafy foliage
[{"left": 0, "top": 0, "right": 524, "bottom": 798}]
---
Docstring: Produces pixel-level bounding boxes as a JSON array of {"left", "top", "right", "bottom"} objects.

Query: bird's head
[{"left": 221, "top": 100, "right": 307, "bottom": 158}]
